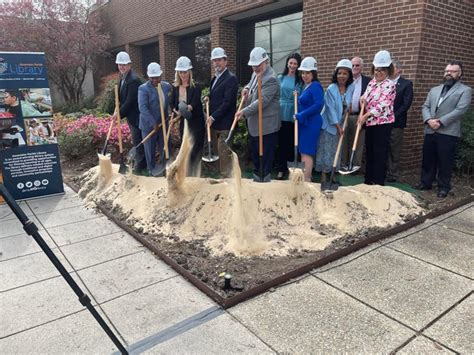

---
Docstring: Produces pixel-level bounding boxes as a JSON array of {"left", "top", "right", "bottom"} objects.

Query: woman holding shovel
[
  {"left": 294, "top": 57, "right": 325, "bottom": 182},
  {"left": 171, "top": 56, "right": 205, "bottom": 176},
  {"left": 358, "top": 50, "right": 396, "bottom": 186},
  {"left": 235, "top": 47, "right": 281, "bottom": 183},
  {"left": 316, "top": 59, "right": 354, "bottom": 184}
]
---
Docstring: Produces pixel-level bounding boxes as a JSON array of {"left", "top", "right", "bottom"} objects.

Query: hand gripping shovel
[
  {"left": 202, "top": 100, "right": 219, "bottom": 162},
  {"left": 338, "top": 103, "right": 365, "bottom": 175},
  {"left": 287, "top": 91, "right": 304, "bottom": 170},
  {"left": 224, "top": 95, "right": 246, "bottom": 146},
  {"left": 115, "top": 84, "right": 129, "bottom": 174},
  {"left": 127, "top": 122, "right": 162, "bottom": 168},
  {"left": 321, "top": 109, "right": 350, "bottom": 192}
]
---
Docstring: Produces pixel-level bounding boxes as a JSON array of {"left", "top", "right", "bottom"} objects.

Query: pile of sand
[{"left": 78, "top": 164, "right": 423, "bottom": 257}]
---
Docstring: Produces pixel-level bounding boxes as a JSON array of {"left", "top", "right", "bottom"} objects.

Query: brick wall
[
  {"left": 211, "top": 17, "right": 237, "bottom": 74},
  {"left": 301, "top": 0, "right": 473, "bottom": 172}
]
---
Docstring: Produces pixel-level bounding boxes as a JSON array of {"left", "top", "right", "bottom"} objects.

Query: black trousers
[
  {"left": 276, "top": 121, "right": 295, "bottom": 173},
  {"left": 420, "top": 133, "right": 458, "bottom": 192},
  {"left": 128, "top": 122, "right": 147, "bottom": 170},
  {"left": 250, "top": 132, "right": 278, "bottom": 177},
  {"left": 364, "top": 123, "right": 392, "bottom": 186}
]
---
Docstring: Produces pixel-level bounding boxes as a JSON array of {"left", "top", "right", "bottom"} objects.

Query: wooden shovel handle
[
  {"left": 257, "top": 76, "right": 263, "bottom": 156},
  {"left": 166, "top": 112, "right": 177, "bottom": 142},
  {"left": 332, "top": 110, "right": 350, "bottom": 168},
  {"left": 206, "top": 100, "right": 212, "bottom": 143},
  {"left": 114, "top": 85, "right": 123, "bottom": 154},
  {"left": 105, "top": 113, "right": 115, "bottom": 142},
  {"left": 140, "top": 123, "right": 162, "bottom": 146},
  {"left": 352, "top": 102, "right": 365, "bottom": 151},
  {"left": 230, "top": 95, "right": 246, "bottom": 132},
  {"left": 294, "top": 92, "right": 298, "bottom": 147}
]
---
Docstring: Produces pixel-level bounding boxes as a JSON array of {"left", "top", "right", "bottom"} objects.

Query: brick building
[{"left": 94, "top": 0, "right": 473, "bottom": 172}]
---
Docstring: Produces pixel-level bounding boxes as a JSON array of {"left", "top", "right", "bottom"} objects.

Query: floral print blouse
[{"left": 361, "top": 78, "right": 396, "bottom": 126}]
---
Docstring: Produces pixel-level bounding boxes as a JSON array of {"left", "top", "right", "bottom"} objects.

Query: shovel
[
  {"left": 202, "top": 100, "right": 219, "bottom": 162},
  {"left": 287, "top": 91, "right": 304, "bottom": 170},
  {"left": 127, "top": 122, "right": 162, "bottom": 168},
  {"left": 100, "top": 113, "right": 116, "bottom": 156},
  {"left": 321, "top": 109, "right": 350, "bottom": 192},
  {"left": 338, "top": 103, "right": 365, "bottom": 175},
  {"left": 114, "top": 84, "right": 129, "bottom": 174},
  {"left": 224, "top": 95, "right": 246, "bottom": 146},
  {"left": 256, "top": 76, "right": 266, "bottom": 182},
  {"left": 98, "top": 113, "right": 116, "bottom": 181}
]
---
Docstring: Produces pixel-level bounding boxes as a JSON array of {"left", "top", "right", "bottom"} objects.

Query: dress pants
[
  {"left": 276, "top": 121, "right": 295, "bottom": 173},
  {"left": 250, "top": 132, "right": 278, "bottom": 177},
  {"left": 420, "top": 132, "right": 458, "bottom": 192},
  {"left": 141, "top": 123, "right": 168, "bottom": 174},
  {"left": 364, "top": 123, "right": 392, "bottom": 186},
  {"left": 210, "top": 128, "right": 232, "bottom": 177},
  {"left": 387, "top": 127, "right": 404, "bottom": 180},
  {"left": 128, "top": 122, "right": 147, "bottom": 171}
]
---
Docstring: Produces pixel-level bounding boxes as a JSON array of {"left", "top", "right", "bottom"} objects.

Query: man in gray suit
[
  {"left": 236, "top": 47, "right": 281, "bottom": 182},
  {"left": 417, "top": 60, "right": 472, "bottom": 198}
]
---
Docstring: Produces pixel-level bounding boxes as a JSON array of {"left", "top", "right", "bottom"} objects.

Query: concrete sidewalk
[{"left": 0, "top": 186, "right": 472, "bottom": 354}]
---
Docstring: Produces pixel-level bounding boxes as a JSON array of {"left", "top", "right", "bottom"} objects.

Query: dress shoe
[
  {"left": 415, "top": 183, "right": 431, "bottom": 190},
  {"left": 437, "top": 190, "right": 448, "bottom": 198}
]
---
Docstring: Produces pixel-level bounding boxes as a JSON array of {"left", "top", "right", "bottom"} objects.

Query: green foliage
[
  {"left": 58, "top": 125, "right": 96, "bottom": 159},
  {"left": 95, "top": 73, "right": 117, "bottom": 115},
  {"left": 455, "top": 109, "right": 474, "bottom": 176},
  {"left": 54, "top": 97, "right": 95, "bottom": 115}
]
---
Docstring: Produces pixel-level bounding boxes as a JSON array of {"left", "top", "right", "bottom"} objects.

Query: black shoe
[
  {"left": 437, "top": 190, "right": 448, "bottom": 198},
  {"left": 415, "top": 183, "right": 431, "bottom": 190}
]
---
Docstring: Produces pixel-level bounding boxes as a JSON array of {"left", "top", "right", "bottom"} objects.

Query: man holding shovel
[
  {"left": 235, "top": 47, "right": 280, "bottom": 182},
  {"left": 138, "top": 62, "right": 172, "bottom": 177},
  {"left": 205, "top": 47, "right": 238, "bottom": 178},
  {"left": 116, "top": 51, "right": 146, "bottom": 175}
]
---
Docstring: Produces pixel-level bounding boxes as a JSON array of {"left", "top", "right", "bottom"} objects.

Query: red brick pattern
[
  {"left": 159, "top": 34, "right": 179, "bottom": 83},
  {"left": 211, "top": 17, "right": 237, "bottom": 74}
]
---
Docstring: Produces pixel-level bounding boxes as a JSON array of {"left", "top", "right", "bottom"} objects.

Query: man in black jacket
[
  {"left": 206, "top": 47, "right": 238, "bottom": 177},
  {"left": 115, "top": 51, "right": 146, "bottom": 174},
  {"left": 386, "top": 59, "right": 413, "bottom": 182}
]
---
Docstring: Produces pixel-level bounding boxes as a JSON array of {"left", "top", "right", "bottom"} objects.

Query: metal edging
[{"left": 66, "top": 179, "right": 473, "bottom": 309}]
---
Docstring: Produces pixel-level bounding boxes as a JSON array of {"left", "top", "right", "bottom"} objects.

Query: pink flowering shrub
[{"left": 55, "top": 113, "right": 132, "bottom": 159}]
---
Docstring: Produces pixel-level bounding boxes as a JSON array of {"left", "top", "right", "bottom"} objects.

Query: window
[
  {"left": 180, "top": 33, "right": 211, "bottom": 87},
  {"left": 254, "top": 12, "right": 302, "bottom": 75}
]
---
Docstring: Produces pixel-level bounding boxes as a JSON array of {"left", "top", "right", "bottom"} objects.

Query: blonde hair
[{"left": 173, "top": 70, "right": 195, "bottom": 87}]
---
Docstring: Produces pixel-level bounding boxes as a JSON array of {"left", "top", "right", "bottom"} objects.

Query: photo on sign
[
  {"left": 0, "top": 89, "right": 27, "bottom": 151},
  {"left": 24, "top": 117, "right": 56, "bottom": 146},
  {"left": 19, "top": 88, "right": 53, "bottom": 117}
]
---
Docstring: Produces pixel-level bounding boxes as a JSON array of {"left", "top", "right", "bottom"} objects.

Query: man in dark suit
[
  {"left": 341, "top": 56, "right": 371, "bottom": 169},
  {"left": 206, "top": 47, "right": 238, "bottom": 177},
  {"left": 386, "top": 59, "right": 414, "bottom": 182},
  {"left": 417, "top": 60, "right": 472, "bottom": 198},
  {"left": 115, "top": 51, "right": 146, "bottom": 174}
]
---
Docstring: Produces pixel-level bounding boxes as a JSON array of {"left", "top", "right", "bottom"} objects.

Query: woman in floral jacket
[{"left": 358, "top": 50, "right": 396, "bottom": 186}]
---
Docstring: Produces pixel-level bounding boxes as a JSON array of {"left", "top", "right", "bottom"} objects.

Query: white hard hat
[
  {"left": 336, "top": 59, "right": 352, "bottom": 71},
  {"left": 373, "top": 50, "right": 392, "bottom": 67},
  {"left": 211, "top": 47, "right": 227, "bottom": 60},
  {"left": 115, "top": 51, "right": 131, "bottom": 64},
  {"left": 298, "top": 57, "right": 318, "bottom": 71},
  {"left": 175, "top": 56, "right": 193, "bottom": 71},
  {"left": 147, "top": 62, "right": 162, "bottom": 77},
  {"left": 248, "top": 47, "right": 268, "bottom": 66}
]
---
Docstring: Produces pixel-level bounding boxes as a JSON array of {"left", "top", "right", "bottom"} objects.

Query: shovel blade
[
  {"left": 202, "top": 154, "right": 219, "bottom": 162},
  {"left": 118, "top": 155, "right": 129, "bottom": 174},
  {"left": 338, "top": 165, "right": 360, "bottom": 175},
  {"left": 321, "top": 181, "right": 339, "bottom": 192}
]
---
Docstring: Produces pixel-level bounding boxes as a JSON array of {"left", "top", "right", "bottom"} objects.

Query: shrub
[
  {"left": 455, "top": 109, "right": 474, "bottom": 177},
  {"left": 95, "top": 73, "right": 117, "bottom": 115},
  {"left": 58, "top": 125, "right": 96, "bottom": 158}
]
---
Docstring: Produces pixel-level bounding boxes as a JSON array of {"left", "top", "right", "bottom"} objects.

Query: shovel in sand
[
  {"left": 338, "top": 103, "right": 365, "bottom": 175},
  {"left": 287, "top": 91, "right": 304, "bottom": 171},
  {"left": 127, "top": 122, "right": 162, "bottom": 169},
  {"left": 114, "top": 85, "right": 129, "bottom": 174},
  {"left": 321, "top": 109, "right": 350, "bottom": 192},
  {"left": 224, "top": 95, "right": 246, "bottom": 146},
  {"left": 202, "top": 100, "right": 219, "bottom": 163}
]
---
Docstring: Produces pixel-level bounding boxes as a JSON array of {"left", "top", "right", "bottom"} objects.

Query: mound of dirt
[{"left": 78, "top": 164, "right": 423, "bottom": 257}]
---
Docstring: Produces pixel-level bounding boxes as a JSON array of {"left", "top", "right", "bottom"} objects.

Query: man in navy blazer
[
  {"left": 206, "top": 47, "right": 238, "bottom": 177},
  {"left": 417, "top": 60, "right": 472, "bottom": 198},
  {"left": 386, "top": 59, "right": 414, "bottom": 182},
  {"left": 138, "top": 62, "right": 172, "bottom": 176}
]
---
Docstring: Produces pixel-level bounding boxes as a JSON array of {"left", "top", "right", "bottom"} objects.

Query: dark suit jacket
[
  {"left": 170, "top": 83, "right": 205, "bottom": 138},
  {"left": 118, "top": 70, "right": 142, "bottom": 127},
  {"left": 393, "top": 76, "right": 414, "bottom": 129},
  {"left": 209, "top": 69, "right": 238, "bottom": 130}
]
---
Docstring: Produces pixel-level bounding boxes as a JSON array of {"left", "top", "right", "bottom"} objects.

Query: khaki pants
[
  {"left": 387, "top": 127, "right": 404, "bottom": 180},
  {"left": 341, "top": 114, "right": 365, "bottom": 168},
  {"left": 210, "top": 128, "right": 232, "bottom": 178}
]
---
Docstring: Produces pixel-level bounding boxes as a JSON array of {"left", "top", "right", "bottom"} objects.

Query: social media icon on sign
[
  {"left": 42, "top": 179, "right": 49, "bottom": 186},
  {"left": 34, "top": 180, "right": 41, "bottom": 187},
  {"left": 17, "top": 183, "right": 24, "bottom": 189},
  {"left": 25, "top": 181, "right": 33, "bottom": 188}
]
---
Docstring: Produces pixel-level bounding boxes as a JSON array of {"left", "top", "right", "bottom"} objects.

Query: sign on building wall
[{"left": 0, "top": 51, "right": 64, "bottom": 201}]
